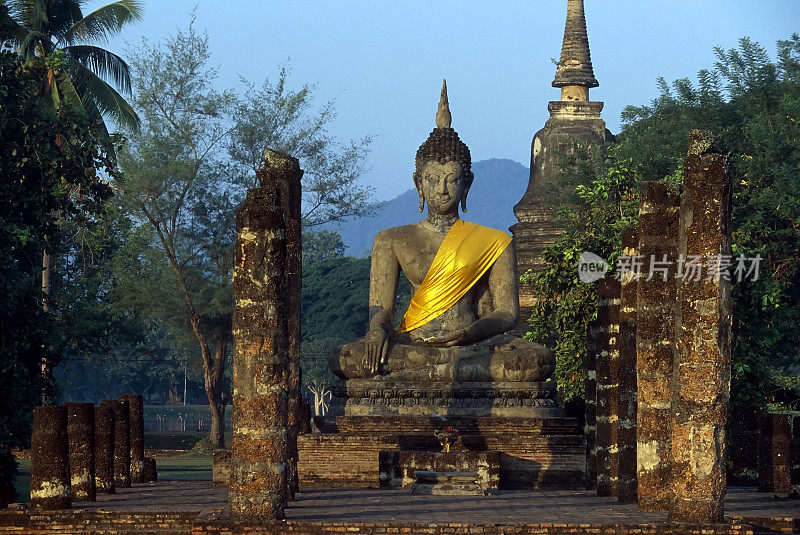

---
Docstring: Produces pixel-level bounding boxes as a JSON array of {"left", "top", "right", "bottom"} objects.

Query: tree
[
  {"left": 302, "top": 229, "right": 345, "bottom": 266},
  {"left": 115, "top": 22, "right": 373, "bottom": 447},
  {"left": 1, "top": 0, "right": 142, "bottom": 132},
  {"left": 0, "top": 48, "right": 117, "bottom": 505}
]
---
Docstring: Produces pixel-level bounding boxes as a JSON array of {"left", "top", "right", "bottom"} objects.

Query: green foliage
[
  {"left": 525, "top": 34, "right": 800, "bottom": 407},
  {"left": 523, "top": 146, "right": 639, "bottom": 401},
  {"left": 303, "top": 229, "right": 346, "bottom": 267},
  {"left": 0, "top": 50, "right": 116, "bottom": 503}
]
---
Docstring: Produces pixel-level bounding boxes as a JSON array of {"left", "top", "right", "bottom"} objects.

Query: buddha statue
[{"left": 328, "top": 81, "right": 557, "bottom": 417}]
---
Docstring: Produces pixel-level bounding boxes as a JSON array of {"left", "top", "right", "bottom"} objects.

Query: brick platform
[{"left": 298, "top": 416, "right": 585, "bottom": 489}]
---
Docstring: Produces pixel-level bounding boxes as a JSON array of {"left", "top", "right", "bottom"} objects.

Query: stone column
[
  {"left": 617, "top": 227, "right": 638, "bottom": 503},
  {"left": 102, "top": 399, "right": 130, "bottom": 488},
  {"left": 120, "top": 394, "right": 144, "bottom": 483},
  {"left": 758, "top": 413, "right": 792, "bottom": 493},
  {"left": 94, "top": 404, "right": 115, "bottom": 494},
  {"left": 229, "top": 152, "right": 291, "bottom": 521},
  {"left": 30, "top": 405, "right": 71, "bottom": 509},
  {"left": 261, "top": 149, "right": 303, "bottom": 499},
  {"left": 636, "top": 180, "right": 681, "bottom": 512},
  {"left": 669, "top": 131, "right": 732, "bottom": 523},
  {"left": 65, "top": 402, "right": 95, "bottom": 502},
  {"left": 595, "top": 278, "right": 619, "bottom": 496},
  {"left": 727, "top": 406, "right": 761, "bottom": 486},
  {"left": 790, "top": 415, "right": 799, "bottom": 498},
  {"left": 584, "top": 318, "right": 598, "bottom": 490}
]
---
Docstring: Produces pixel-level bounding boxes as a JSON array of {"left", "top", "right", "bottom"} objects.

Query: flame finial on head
[{"left": 436, "top": 79, "right": 451, "bottom": 129}]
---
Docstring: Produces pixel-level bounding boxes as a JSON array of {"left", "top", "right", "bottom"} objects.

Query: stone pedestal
[
  {"left": 595, "top": 278, "right": 619, "bottom": 497},
  {"left": 120, "top": 394, "right": 144, "bottom": 484},
  {"left": 790, "top": 415, "right": 799, "bottom": 498},
  {"left": 213, "top": 449, "right": 232, "bottom": 486},
  {"left": 379, "top": 450, "right": 500, "bottom": 490},
  {"left": 636, "top": 181, "right": 680, "bottom": 512},
  {"left": 143, "top": 457, "right": 157, "bottom": 482},
  {"left": 229, "top": 153, "right": 296, "bottom": 522},
  {"left": 617, "top": 228, "right": 638, "bottom": 503},
  {"left": 93, "top": 405, "right": 115, "bottom": 494},
  {"left": 65, "top": 402, "right": 95, "bottom": 502},
  {"left": 669, "top": 132, "right": 732, "bottom": 524},
  {"left": 30, "top": 406, "right": 71, "bottom": 510}
]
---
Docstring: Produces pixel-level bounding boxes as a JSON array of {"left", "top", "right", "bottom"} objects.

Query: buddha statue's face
[{"left": 418, "top": 160, "right": 465, "bottom": 215}]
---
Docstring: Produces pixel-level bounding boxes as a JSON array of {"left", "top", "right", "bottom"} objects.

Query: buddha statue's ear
[
  {"left": 461, "top": 171, "right": 474, "bottom": 213},
  {"left": 413, "top": 172, "right": 425, "bottom": 212}
]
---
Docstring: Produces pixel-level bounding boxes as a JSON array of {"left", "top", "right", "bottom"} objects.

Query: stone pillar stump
[
  {"left": 30, "top": 406, "right": 71, "bottom": 509},
  {"left": 636, "top": 180, "right": 681, "bottom": 512},
  {"left": 229, "top": 151, "right": 295, "bottom": 521},
  {"left": 102, "top": 399, "right": 130, "bottom": 488},
  {"left": 66, "top": 402, "right": 95, "bottom": 502},
  {"left": 595, "top": 278, "right": 620, "bottom": 496},
  {"left": 120, "top": 394, "right": 145, "bottom": 483},
  {"left": 94, "top": 404, "right": 115, "bottom": 494},
  {"left": 669, "top": 130, "right": 732, "bottom": 523},
  {"left": 616, "top": 227, "right": 638, "bottom": 503}
]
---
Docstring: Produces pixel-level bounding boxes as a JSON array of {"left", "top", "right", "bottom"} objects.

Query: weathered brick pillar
[
  {"left": 669, "top": 131, "right": 732, "bottom": 523},
  {"left": 790, "top": 415, "right": 799, "bottom": 498},
  {"left": 585, "top": 314, "right": 598, "bottom": 490},
  {"left": 758, "top": 413, "right": 792, "bottom": 493},
  {"left": 261, "top": 149, "right": 303, "bottom": 499},
  {"left": 617, "top": 227, "right": 638, "bottom": 503},
  {"left": 636, "top": 180, "right": 681, "bottom": 512},
  {"left": 727, "top": 406, "right": 761, "bottom": 486},
  {"left": 30, "top": 406, "right": 71, "bottom": 509},
  {"left": 94, "top": 405, "right": 115, "bottom": 494},
  {"left": 120, "top": 394, "right": 144, "bottom": 483},
  {"left": 595, "top": 278, "right": 620, "bottom": 496},
  {"left": 143, "top": 457, "right": 157, "bottom": 482},
  {"left": 65, "top": 402, "right": 95, "bottom": 502},
  {"left": 102, "top": 399, "right": 130, "bottom": 488},
  {"left": 229, "top": 152, "right": 291, "bottom": 521}
]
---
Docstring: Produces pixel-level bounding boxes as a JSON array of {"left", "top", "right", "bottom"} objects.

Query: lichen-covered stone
[
  {"left": 636, "top": 180, "right": 681, "bottom": 512},
  {"left": 94, "top": 405, "right": 115, "bottom": 494},
  {"left": 758, "top": 413, "right": 792, "bottom": 493},
  {"left": 30, "top": 406, "right": 71, "bottom": 509},
  {"left": 66, "top": 402, "right": 95, "bottom": 502},
  {"left": 669, "top": 130, "right": 732, "bottom": 523}
]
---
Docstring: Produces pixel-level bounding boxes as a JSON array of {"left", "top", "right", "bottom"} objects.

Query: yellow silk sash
[{"left": 397, "top": 220, "right": 512, "bottom": 333}]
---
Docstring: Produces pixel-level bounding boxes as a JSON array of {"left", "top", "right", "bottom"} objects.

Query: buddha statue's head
[{"left": 413, "top": 80, "right": 474, "bottom": 214}]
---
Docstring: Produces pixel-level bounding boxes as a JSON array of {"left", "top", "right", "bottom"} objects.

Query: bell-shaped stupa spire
[{"left": 552, "top": 0, "right": 599, "bottom": 90}]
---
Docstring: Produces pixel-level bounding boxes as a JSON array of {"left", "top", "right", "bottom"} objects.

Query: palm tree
[{"left": 2, "top": 0, "right": 143, "bottom": 133}]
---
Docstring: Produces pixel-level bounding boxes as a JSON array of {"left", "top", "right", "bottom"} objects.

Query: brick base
[{"left": 298, "top": 416, "right": 585, "bottom": 489}]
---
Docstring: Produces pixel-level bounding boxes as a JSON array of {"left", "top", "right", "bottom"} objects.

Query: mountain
[{"left": 325, "top": 158, "right": 530, "bottom": 256}]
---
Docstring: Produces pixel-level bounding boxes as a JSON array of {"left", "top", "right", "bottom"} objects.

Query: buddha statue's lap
[{"left": 327, "top": 82, "right": 556, "bottom": 417}]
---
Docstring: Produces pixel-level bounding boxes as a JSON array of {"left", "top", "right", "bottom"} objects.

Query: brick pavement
[{"left": 68, "top": 481, "right": 799, "bottom": 525}]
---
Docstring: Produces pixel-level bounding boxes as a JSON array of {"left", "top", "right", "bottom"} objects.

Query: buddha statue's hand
[
  {"left": 424, "top": 327, "right": 471, "bottom": 347},
  {"left": 363, "top": 327, "right": 389, "bottom": 374}
]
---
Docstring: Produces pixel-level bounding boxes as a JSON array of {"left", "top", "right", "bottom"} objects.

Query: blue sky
[{"left": 99, "top": 1, "right": 800, "bottom": 201}]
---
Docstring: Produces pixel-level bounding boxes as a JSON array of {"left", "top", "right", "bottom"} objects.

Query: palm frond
[
  {"left": 65, "top": 44, "right": 132, "bottom": 94},
  {"left": 63, "top": 0, "right": 143, "bottom": 45},
  {"left": 50, "top": 0, "right": 85, "bottom": 43},
  {"left": 55, "top": 69, "right": 88, "bottom": 119},
  {"left": 68, "top": 58, "right": 140, "bottom": 131},
  {"left": 17, "top": 28, "right": 52, "bottom": 59}
]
